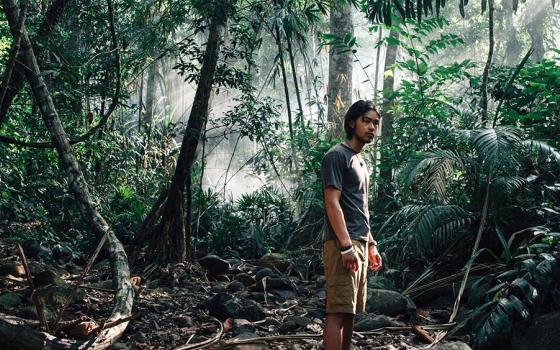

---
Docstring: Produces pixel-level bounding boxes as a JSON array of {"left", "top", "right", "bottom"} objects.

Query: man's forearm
[{"left": 325, "top": 201, "right": 352, "bottom": 246}]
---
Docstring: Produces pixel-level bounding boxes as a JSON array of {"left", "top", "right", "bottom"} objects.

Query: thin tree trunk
[
  {"left": 327, "top": 1, "right": 353, "bottom": 138},
  {"left": 528, "top": 8, "right": 545, "bottom": 61},
  {"left": 273, "top": 19, "right": 298, "bottom": 171},
  {"left": 377, "top": 28, "right": 399, "bottom": 199},
  {"left": 2, "top": 0, "right": 133, "bottom": 347},
  {"left": 0, "top": 0, "right": 69, "bottom": 126},
  {"left": 286, "top": 35, "right": 304, "bottom": 127},
  {"left": 480, "top": 0, "right": 495, "bottom": 125},
  {"left": 144, "top": 14, "right": 226, "bottom": 263},
  {"left": 143, "top": 55, "right": 159, "bottom": 130},
  {"left": 373, "top": 27, "right": 382, "bottom": 104},
  {"left": 503, "top": 0, "right": 521, "bottom": 65}
]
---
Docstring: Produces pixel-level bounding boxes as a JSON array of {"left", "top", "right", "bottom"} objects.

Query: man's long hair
[{"left": 344, "top": 100, "right": 380, "bottom": 139}]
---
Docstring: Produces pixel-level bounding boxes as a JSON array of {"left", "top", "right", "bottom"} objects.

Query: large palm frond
[
  {"left": 472, "top": 127, "right": 522, "bottom": 170},
  {"left": 522, "top": 140, "right": 560, "bottom": 165},
  {"left": 378, "top": 204, "right": 473, "bottom": 256},
  {"left": 399, "top": 149, "right": 468, "bottom": 201}
]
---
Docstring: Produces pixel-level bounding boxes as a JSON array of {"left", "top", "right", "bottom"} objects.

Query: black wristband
[{"left": 340, "top": 244, "right": 353, "bottom": 252}]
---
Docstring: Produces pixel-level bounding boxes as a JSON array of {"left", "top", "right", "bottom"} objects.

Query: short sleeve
[{"left": 321, "top": 151, "right": 346, "bottom": 191}]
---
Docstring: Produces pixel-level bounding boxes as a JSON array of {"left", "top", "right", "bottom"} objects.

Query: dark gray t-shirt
[{"left": 321, "top": 143, "right": 370, "bottom": 242}]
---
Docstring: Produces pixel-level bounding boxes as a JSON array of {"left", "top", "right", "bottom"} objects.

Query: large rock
[
  {"left": 354, "top": 314, "right": 405, "bottom": 332},
  {"left": 52, "top": 244, "right": 73, "bottom": 263},
  {"left": 255, "top": 277, "right": 293, "bottom": 292},
  {"left": 366, "top": 289, "right": 409, "bottom": 316},
  {"left": 198, "top": 255, "right": 231, "bottom": 276},
  {"left": 257, "top": 253, "right": 290, "bottom": 271},
  {"left": 36, "top": 285, "right": 85, "bottom": 305},
  {"left": 206, "top": 293, "right": 266, "bottom": 322},
  {"left": 254, "top": 268, "right": 276, "bottom": 281},
  {"left": 22, "top": 239, "right": 52, "bottom": 260},
  {"left": 367, "top": 276, "right": 397, "bottom": 291},
  {"left": 433, "top": 342, "right": 472, "bottom": 350},
  {"left": 512, "top": 311, "right": 560, "bottom": 350}
]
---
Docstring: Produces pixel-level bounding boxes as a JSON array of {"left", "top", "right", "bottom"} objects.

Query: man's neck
[{"left": 344, "top": 137, "right": 365, "bottom": 153}]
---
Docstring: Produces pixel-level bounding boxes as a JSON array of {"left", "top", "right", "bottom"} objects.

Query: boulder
[
  {"left": 257, "top": 253, "right": 290, "bottom": 271},
  {"left": 255, "top": 268, "right": 276, "bottom": 281},
  {"left": 52, "top": 244, "right": 73, "bottom": 263},
  {"left": 234, "top": 273, "right": 256, "bottom": 286},
  {"left": 354, "top": 314, "right": 405, "bottom": 332},
  {"left": 198, "top": 255, "right": 231, "bottom": 276},
  {"left": 255, "top": 277, "right": 293, "bottom": 292},
  {"left": 36, "top": 285, "right": 85, "bottom": 305},
  {"left": 366, "top": 289, "right": 409, "bottom": 316},
  {"left": 226, "top": 281, "right": 245, "bottom": 293},
  {"left": 33, "top": 269, "right": 67, "bottom": 287},
  {"left": 206, "top": 293, "right": 266, "bottom": 322},
  {"left": 367, "top": 276, "right": 397, "bottom": 291},
  {"left": 22, "top": 239, "right": 52, "bottom": 260}
]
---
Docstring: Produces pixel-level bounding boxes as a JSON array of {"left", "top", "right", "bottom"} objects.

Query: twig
[
  {"left": 174, "top": 317, "right": 224, "bottom": 350},
  {"left": 89, "top": 314, "right": 138, "bottom": 335},
  {"left": 17, "top": 244, "right": 49, "bottom": 333},
  {"left": 50, "top": 227, "right": 112, "bottom": 331}
]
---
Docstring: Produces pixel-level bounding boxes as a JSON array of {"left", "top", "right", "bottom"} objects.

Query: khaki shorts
[{"left": 323, "top": 239, "right": 368, "bottom": 314}]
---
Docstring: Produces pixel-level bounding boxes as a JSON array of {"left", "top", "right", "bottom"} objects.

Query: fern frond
[
  {"left": 522, "top": 140, "right": 560, "bottom": 164},
  {"left": 472, "top": 127, "right": 522, "bottom": 170}
]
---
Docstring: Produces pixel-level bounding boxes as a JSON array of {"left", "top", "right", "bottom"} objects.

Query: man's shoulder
[
  {"left": 324, "top": 143, "right": 353, "bottom": 158},
  {"left": 322, "top": 144, "right": 352, "bottom": 167}
]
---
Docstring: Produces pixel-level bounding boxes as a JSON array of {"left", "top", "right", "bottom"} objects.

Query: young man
[{"left": 321, "top": 100, "right": 383, "bottom": 350}]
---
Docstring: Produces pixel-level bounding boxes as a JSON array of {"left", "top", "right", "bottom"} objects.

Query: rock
[
  {"left": 285, "top": 315, "right": 312, "bottom": 327},
  {"left": 255, "top": 268, "right": 276, "bottom": 281},
  {"left": 0, "top": 292, "right": 23, "bottom": 308},
  {"left": 90, "top": 280, "right": 114, "bottom": 289},
  {"left": 233, "top": 319, "right": 255, "bottom": 335},
  {"left": 212, "top": 284, "right": 226, "bottom": 293},
  {"left": 52, "top": 244, "right": 73, "bottom": 263},
  {"left": 279, "top": 320, "right": 298, "bottom": 333},
  {"left": 173, "top": 315, "right": 193, "bottom": 327},
  {"left": 0, "top": 262, "right": 25, "bottom": 277},
  {"left": 368, "top": 276, "right": 397, "bottom": 291},
  {"left": 433, "top": 342, "right": 472, "bottom": 350},
  {"left": 33, "top": 269, "right": 66, "bottom": 287},
  {"left": 512, "top": 311, "right": 560, "bottom": 350},
  {"left": 354, "top": 314, "right": 405, "bottom": 332},
  {"left": 198, "top": 255, "right": 231, "bottom": 276},
  {"left": 235, "top": 273, "right": 256, "bottom": 286},
  {"left": 22, "top": 239, "right": 52, "bottom": 260},
  {"left": 226, "top": 281, "right": 245, "bottom": 293},
  {"left": 305, "top": 308, "right": 325, "bottom": 319},
  {"left": 207, "top": 293, "right": 266, "bottom": 322},
  {"left": 256, "top": 277, "right": 293, "bottom": 292},
  {"left": 271, "top": 289, "right": 296, "bottom": 299},
  {"left": 366, "top": 289, "right": 409, "bottom": 316},
  {"left": 257, "top": 253, "right": 290, "bottom": 271},
  {"left": 63, "top": 262, "right": 82, "bottom": 275}
]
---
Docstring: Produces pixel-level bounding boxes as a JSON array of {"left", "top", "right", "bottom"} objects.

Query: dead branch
[
  {"left": 17, "top": 244, "right": 49, "bottom": 333},
  {"left": 175, "top": 318, "right": 224, "bottom": 350}
]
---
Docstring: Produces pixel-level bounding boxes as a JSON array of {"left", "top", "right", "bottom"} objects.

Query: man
[{"left": 321, "top": 100, "right": 383, "bottom": 350}]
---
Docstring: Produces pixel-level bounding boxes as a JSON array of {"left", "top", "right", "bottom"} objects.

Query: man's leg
[
  {"left": 324, "top": 313, "right": 343, "bottom": 350},
  {"left": 341, "top": 313, "right": 355, "bottom": 350}
]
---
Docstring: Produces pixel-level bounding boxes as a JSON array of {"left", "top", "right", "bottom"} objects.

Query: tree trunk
[
  {"left": 528, "top": 9, "right": 545, "bottom": 61},
  {"left": 327, "top": 1, "right": 353, "bottom": 138},
  {"left": 143, "top": 14, "right": 226, "bottom": 264},
  {"left": 480, "top": 0, "right": 495, "bottom": 125},
  {"left": 2, "top": 0, "right": 133, "bottom": 347},
  {"left": 143, "top": 54, "right": 159, "bottom": 130},
  {"left": 377, "top": 28, "right": 399, "bottom": 199},
  {"left": 503, "top": 0, "right": 521, "bottom": 65},
  {"left": 0, "top": 0, "right": 68, "bottom": 127}
]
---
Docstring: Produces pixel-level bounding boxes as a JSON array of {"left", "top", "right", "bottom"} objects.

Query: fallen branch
[
  {"left": 17, "top": 244, "right": 49, "bottom": 333},
  {"left": 175, "top": 317, "right": 224, "bottom": 350}
]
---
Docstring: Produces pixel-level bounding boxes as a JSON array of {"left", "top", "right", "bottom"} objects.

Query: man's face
[{"left": 350, "top": 110, "right": 380, "bottom": 144}]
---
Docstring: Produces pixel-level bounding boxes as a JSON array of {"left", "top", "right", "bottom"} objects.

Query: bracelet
[{"left": 340, "top": 246, "right": 354, "bottom": 255}]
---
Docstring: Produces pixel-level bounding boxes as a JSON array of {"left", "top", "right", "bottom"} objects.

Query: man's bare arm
[{"left": 324, "top": 186, "right": 352, "bottom": 247}]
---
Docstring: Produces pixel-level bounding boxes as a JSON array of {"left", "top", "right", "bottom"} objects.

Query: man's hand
[
  {"left": 341, "top": 251, "right": 360, "bottom": 272},
  {"left": 368, "top": 245, "right": 382, "bottom": 271}
]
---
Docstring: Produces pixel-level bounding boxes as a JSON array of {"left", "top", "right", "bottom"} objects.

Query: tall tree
[
  {"left": 138, "top": 2, "right": 230, "bottom": 263},
  {"left": 326, "top": 1, "right": 353, "bottom": 138},
  {"left": 528, "top": 10, "right": 545, "bottom": 61},
  {"left": 502, "top": 0, "right": 522, "bottom": 65},
  {"left": 377, "top": 28, "right": 399, "bottom": 199}
]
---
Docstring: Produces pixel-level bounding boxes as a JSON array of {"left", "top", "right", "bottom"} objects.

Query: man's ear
[{"left": 349, "top": 119, "right": 355, "bottom": 129}]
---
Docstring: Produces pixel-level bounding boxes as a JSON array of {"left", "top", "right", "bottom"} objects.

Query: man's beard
[{"left": 357, "top": 134, "right": 374, "bottom": 144}]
